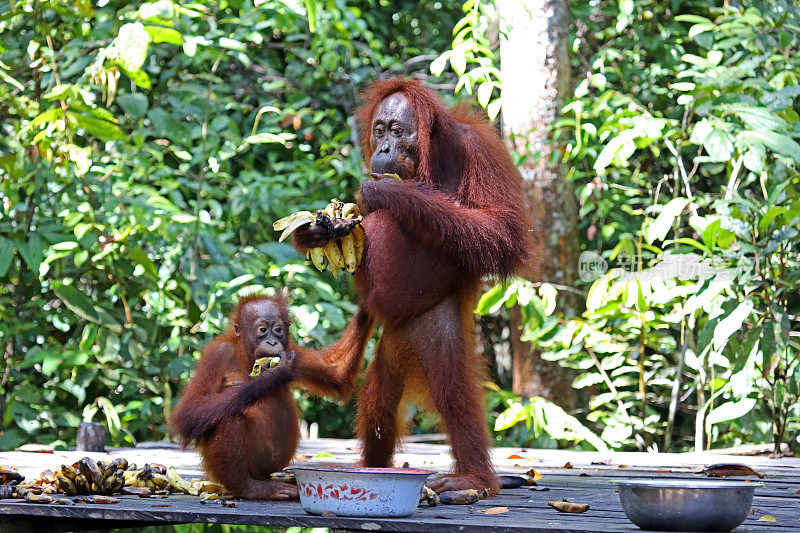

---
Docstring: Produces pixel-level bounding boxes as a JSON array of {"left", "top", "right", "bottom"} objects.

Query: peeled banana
[
  {"left": 250, "top": 356, "right": 280, "bottom": 377},
  {"left": 273, "top": 199, "right": 365, "bottom": 276}
]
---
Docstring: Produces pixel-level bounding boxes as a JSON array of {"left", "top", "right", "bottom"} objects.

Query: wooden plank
[
  {"left": 0, "top": 483, "right": 797, "bottom": 533},
  {"left": 0, "top": 442, "right": 798, "bottom": 532}
]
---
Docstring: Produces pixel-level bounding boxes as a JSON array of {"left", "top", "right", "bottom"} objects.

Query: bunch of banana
[
  {"left": 166, "top": 467, "right": 227, "bottom": 498},
  {"left": 54, "top": 457, "right": 127, "bottom": 496},
  {"left": 273, "top": 199, "right": 365, "bottom": 276},
  {"left": 250, "top": 356, "right": 280, "bottom": 377},
  {"left": 123, "top": 463, "right": 170, "bottom": 491}
]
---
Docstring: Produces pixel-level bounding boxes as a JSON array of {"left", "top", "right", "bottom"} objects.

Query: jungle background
[{"left": 0, "top": 0, "right": 798, "bottom": 456}]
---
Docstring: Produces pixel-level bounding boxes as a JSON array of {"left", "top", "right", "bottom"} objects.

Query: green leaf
[
  {"left": 116, "top": 93, "right": 149, "bottom": 118},
  {"left": 147, "top": 108, "right": 190, "bottom": 143},
  {"left": 0, "top": 237, "right": 12, "bottom": 277},
  {"left": 312, "top": 451, "right": 333, "bottom": 459},
  {"left": 738, "top": 130, "right": 800, "bottom": 164},
  {"left": 69, "top": 111, "right": 126, "bottom": 141},
  {"left": 16, "top": 234, "right": 42, "bottom": 273},
  {"left": 706, "top": 397, "right": 756, "bottom": 425},
  {"left": 139, "top": 0, "right": 174, "bottom": 19},
  {"left": 477, "top": 81, "right": 493, "bottom": 108},
  {"left": 129, "top": 247, "right": 158, "bottom": 278},
  {"left": 304, "top": 0, "right": 317, "bottom": 32},
  {"left": 450, "top": 48, "right": 466, "bottom": 76},
  {"left": 724, "top": 104, "right": 787, "bottom": 132},
  {"left": 146, "top": 25, "right": 182, "bottom": 45},
  {"left": 95, "top": 397, "right": 122, "bottom": 436},
  {"left": 713, "top": 300, "right": 753, "bottom": 352},
  {"left": 675, "top": 14, "right": 714, "bottom": 24},
  {"left": 54, "top": 285, "right": 123, "bottom": 333},
  {"left": 475, "top": 283, "right": 514, "bottom": 315},
  {"left": 55, "top": 285, "right": 99, "bottom": 323},
  {"left": 430, "top": 52, "right": 449, "bottom": 77},
  {"left": 487, "top": 99, "right": 502, "bottom": 120},
  {"left": 647, "top": 198, "right": 689, "bottom": 244},
  {"left": 759, "top": 206, "right": 788, "bottom": 235},
  {"left": 691, "top": 119, "right": 734, "bottom": 161},
  {"left": 594, "top": 130, "right": 636, "bottom": 172},
  {"left": 109, "top": 22, "right": 150, "bottom": 71},
  {"left": 761, "top": 321, "right": 778, "bottom": 372}
]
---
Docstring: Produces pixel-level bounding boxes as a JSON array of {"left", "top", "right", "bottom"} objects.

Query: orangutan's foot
[
  {"left": 237, "top": 480, "right": 299, "bottom": 500},
  {"left": 428, "top": 473, "right": 500, "bottom": 496}
]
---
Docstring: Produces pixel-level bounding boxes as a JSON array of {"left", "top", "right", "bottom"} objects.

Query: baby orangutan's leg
[{"left": 199, "top": 417, "right": 299, "bottom": 500}]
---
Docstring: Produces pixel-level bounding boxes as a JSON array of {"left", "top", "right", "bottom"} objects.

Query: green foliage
[
  {"left": 430, "top": 0, "right": 501, "bottom": 118},
  {"left": 478, "top": 0, "right": 800, "bottom": 453},
  {"left": 0, "top": 0, "right": 461, "bottom": 449}
]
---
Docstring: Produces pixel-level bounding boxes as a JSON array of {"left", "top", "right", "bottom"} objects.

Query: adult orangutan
[
  {"left": 293, "top": 78, "right": 530, "bottom": 495},
  {"left": 170, "top": 292, "right": 374, "bottom": 500}
]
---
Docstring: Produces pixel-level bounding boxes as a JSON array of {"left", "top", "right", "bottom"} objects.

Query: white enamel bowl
[{"left": 287, "top": 466, "right": 435, "bottom": 517}]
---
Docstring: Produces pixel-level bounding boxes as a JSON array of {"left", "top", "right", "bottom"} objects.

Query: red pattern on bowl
[{"left": 288, "top": 466, "right": 435, "bottom": 517}]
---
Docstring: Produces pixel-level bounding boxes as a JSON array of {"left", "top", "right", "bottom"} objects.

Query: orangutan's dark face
[{"left": 369, "top": 92, "right": 419, "bottom": 181}]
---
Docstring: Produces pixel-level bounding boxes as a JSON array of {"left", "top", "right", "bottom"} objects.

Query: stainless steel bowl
[{"left": 617, "top": 479, "right": 757, "bottom": 532}]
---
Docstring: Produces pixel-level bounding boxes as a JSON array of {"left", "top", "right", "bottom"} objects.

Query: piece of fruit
[
  {"left": 275, "top": 211, "right": 316, "bottom": 242},
  {"left": 150, "top": 473, "right": 170, "bottom": 490},
  {"left": 351, "top": 225, "right": 365, "bottom": 265},
  {"left": 56, "top": 475, "right": 77, "bottom": 495},
  {"left": 322, "top": 241, "right": 345, "bottom": 270},
  {"left": 369, "top": 172, "right": 401, "bottom": 181},
  {"left": 342, "top": 203, "right": 360, "bottom": 219},
  {"left": 166, "top": 467, "right": 192, "bottom": 494},
  {"left": 439, "top": 489, "right": 481, "bottom": 505},
  {"left": 340, "top": 233, "right": 357, "bottom": 273},
  {"left": 74, "top": 473, "right": 91, "bottom": 495},
  {"left": 250, "top": 356, "right": 281, "bottom": 377},
  {"left": 419, "top": 485, "right": 439, "bottom": 506},
  {"left": 78, "top": 458, "right": 104, "bottom": 488},
  {"left": 60, "top": 465, "right": 79, "bottom": 480},
  {"left": 309, "top": 247, "right": 326, "bottom": 271},
  {"left": 548, "top": 500, "right": 589, "bottom": 513}
]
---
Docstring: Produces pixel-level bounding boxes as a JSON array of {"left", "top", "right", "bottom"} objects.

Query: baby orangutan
[
  {"left": 169, "top": 293, "right": 300, "bottom": 500},
  {"left": 170, "top": 292, "right": 374, "bottom": 500}
]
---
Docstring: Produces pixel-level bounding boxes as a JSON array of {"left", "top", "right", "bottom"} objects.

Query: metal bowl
[
  {"left": 617, "top": 479, "right": 757, "bottom": 532},
  {"left": 287, "top": 466, "right": 435, "bottom": 518}
]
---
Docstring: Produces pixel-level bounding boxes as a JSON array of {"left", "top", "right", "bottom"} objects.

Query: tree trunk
[{"left": 499, "top": 0, "right": 580, "bottom": 406}]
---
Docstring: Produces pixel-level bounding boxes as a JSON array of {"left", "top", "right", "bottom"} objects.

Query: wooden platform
[{"left": 0, "top": 439, "right": 798, "bottom": 532}]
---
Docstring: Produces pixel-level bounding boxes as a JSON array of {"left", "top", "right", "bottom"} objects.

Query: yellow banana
[
  {"left": 323, "top": 241, "right": 345, "bottom": 271},
  {"left": 150, "top": 473, "right": 170, "bottom": 490},
  {"left": 166, "top": 467, "right": 192, "bottom": 494},
  {"left": 342, "top": 203, "right": 360, "bottom": 219},
  {"left": 123, "top": 470, "right": 141, "bottom": 486},
  {"left": 324, "top": 199, "right": 343, "bottom": 218},
  {"left": 370, "top": 172, "right": 401, "bottom": 181},
  {"left": 277, "top": 212, "right": 316, "bottom": 242},
  {"left": 193, "top": 480, "right": 225, "bottom": 494},
  {"left": 250, "top": 356, "right": 281, "bottom": 377},
  {"left": 351, "top": 225, "right": 365, "bottom": 266},
  {"left": 273, "top": 210, "right": 314, "bottom": 231},
  {"left": 309, "top": 247, "right": 326, "bottom": 271},
  {"left": 341, "top": 233, "right": 357, "bottom": 273}
]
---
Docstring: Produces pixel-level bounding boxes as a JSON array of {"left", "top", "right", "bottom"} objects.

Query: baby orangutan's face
[{"left": 234, "top": 300, "right": 288, "bottom": 360}]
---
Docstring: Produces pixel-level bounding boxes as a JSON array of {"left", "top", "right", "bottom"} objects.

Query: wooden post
[{"left": 76, "top": 422, "right": 106, "bottom": 452}]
